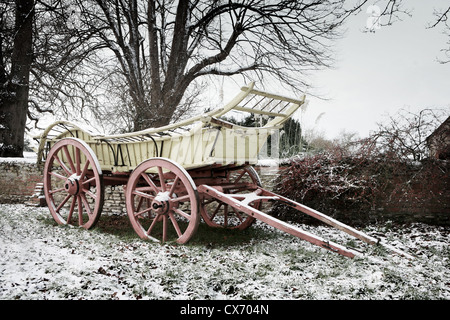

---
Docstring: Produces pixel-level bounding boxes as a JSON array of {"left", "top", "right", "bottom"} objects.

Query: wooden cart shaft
[{"left": 196, "top": 184, "right": 414, "bottom": 259}]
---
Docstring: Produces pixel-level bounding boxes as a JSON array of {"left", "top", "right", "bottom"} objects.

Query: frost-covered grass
[{"left": 0, "top": 204, "right": 448, "bottom": 300}]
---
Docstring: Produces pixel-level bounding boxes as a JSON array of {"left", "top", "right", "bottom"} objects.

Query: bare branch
[{"left": 428, "top": 6, "right": 450, "bottom": 63}]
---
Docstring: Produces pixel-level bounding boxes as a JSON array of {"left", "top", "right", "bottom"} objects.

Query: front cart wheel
[
  {"left": 43, "top": 138, "right": 104, "bottom": 229},
  {"left": 125, "top": 158, "right": 200, "bottom": 244}
]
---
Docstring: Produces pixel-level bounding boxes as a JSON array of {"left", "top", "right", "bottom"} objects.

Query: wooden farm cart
[{"left": 35, "top": 82, "right": 413, "bottom": 259}]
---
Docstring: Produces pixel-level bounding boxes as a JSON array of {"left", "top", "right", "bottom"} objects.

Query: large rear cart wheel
[
  {"left": 126, "top": 158, "right": 200, "bottom": 244},
  {"left": 43, "top": 138, "right": 104, "bottom": 229},
  {"left": 200, "top": 166, "right": 262, "bottom": 230}
]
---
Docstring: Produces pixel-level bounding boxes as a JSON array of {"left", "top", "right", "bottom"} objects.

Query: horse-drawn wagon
[{"left": 35, "top": 82, "right": 412, "bottom": 259}]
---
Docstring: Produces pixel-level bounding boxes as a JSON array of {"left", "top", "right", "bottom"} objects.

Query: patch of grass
[
  {"left": 35, "top": 211, "right": 58, "bottom": 227},
  {"left": 92, "top": 213, "right": 278, "bottom": 248},
  {"left": 94, "top": 214, "right": 137, "bottom": 240},
  {"left": 187, "top": 222, "right": 280, "bottom": 248}
]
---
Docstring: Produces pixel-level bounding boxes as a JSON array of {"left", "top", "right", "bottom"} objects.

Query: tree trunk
[
  {"left": 132, "top": 91, "right": 184, "bottom": 130},
  {"left": 132, "top": 0, "right": 191, "bottom": 131},
  {"left": 0, "top": 0, "right": 34, "bottom": 157}
]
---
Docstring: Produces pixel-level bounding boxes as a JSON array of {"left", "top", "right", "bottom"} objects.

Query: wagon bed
[
  {"left": 35, "top": 82, "right": 413, "bottom": 260},
  {"left": 36, "top": 82, "right": 304, "bottom": 172}
]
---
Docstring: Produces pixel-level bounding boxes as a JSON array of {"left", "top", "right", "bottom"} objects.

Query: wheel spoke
[
  {"left": 135, "top": 196, "right": 144, "bottom": 213},
  {"left": 146, "top": 216, "right": 159, "bottom": 236},
  {"left": 134, "top": 206, "right": 153, "bottom": 218},
  {"left": 49, "top": 171, "right": 67, "bottom": 181},
  {"left": 233, "top": 170, "right": 246, "bottom": 184},
  {"left": 173, "top": 208, "right": 191, "bottom": 221},
  {"left": 75, "top": 147, "right": 81, "bottom": 175},
  {"left": 55, "top": 194, "right": 72, "bottom": 213},
  {"left": 169, "top": 212, "right": 182, "bottom": 237},
  {"left": 135, "top": 186, "right": 156, "bottom": 193},
  {"left": 157, "top": 166, "right": 166, "bottom": 192},
  {"left": 82, "top": 176, "right": 96, "bottom": 186},
  {"left": 80, "top": 193, "right": 92, "bottom": 216},
  {"left": 168, "top": 176, "right": 179, "bottom": 197},
  {"left": 232, "top": 207, "right": 244, "bottom": 222},
  {"left": 53, "top": 153, "right": 72, "bottom": 176},
  {"left": 172, "top": 194, "right": 190, "bottom": 203},
  {"left": 133, "top": 190, "right": 155, "bottom": 200},
  {"left": 80, "top": 159, "right": 90, "bottom": 179},
  {"left": 162, "top": 215, "right": 168, "bottom": 242},
  {"left": 211, "top": 202, "right": 223, "bottom": 220},
  {"left": 77, "top": 195, "right": 83, "bottom": 226},
  {"left": 67, "top": 196, "right": 76, "bottom": 224},
  {"left": 223, "top": 205, "right": 229, "bottom": 227},
  {"left": 49, "top": 187, "right": 65, "bottom": 194},
  {"left": 82, "top": 188, "right": 97, "bottom": 200},
  {"left": 62, "top": 145, "right": 76, "bottom": 174},
  {"left": 141, "top": 173, "right": 159, "bottom": 194}
]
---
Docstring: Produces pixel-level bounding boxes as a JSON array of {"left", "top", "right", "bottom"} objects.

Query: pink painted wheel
[
  {"left": 200, "top": 166, "right": 262, "bottom": 230},
  {"left": 43, "top": 138, "right": 104, "bottom": 229},
  {"left": 126, "top": 158, "right": 200, "bottom": 244}
]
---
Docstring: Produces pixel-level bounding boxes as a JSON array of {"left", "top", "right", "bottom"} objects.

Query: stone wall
[
  {"left": 103, "top": 185, "right": 127, "bottom": 215},
  {"left": 1, "top": 160, "right": 448, "bottom": 226},
  {"left": 0, "top": 161, "right": 278, "bottom": 214},
  {"left": 0, "top": 160, "right": 129, "bottom": 213}
]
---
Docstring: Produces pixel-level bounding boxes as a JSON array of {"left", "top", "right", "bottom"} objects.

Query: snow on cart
[{"left": 34, "top": 82, "right": 413, "bottom": 259}]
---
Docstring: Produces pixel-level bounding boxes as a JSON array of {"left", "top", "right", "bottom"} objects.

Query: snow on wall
[{"left": 0, "top": 153, "right": 43, "bottom": 204}]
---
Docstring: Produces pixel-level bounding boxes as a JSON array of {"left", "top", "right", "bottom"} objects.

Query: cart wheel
[
  {"left": 43, "top": 138, "right": 104, "bottom": 229},
  {"left": 126, "top": 158, "right": 200, "bottom": 244},
  {"left": 200, "top": 166, "right": 262, "bottom": 230}
]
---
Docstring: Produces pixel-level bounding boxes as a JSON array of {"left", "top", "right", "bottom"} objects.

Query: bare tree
[
  {"left": 371, "top": 108, "right": 448, "bottom": 161},
  {"left": 0, "top": 0, "right": 428, "bottom": 156},
  {"left": 1, "top": 0, "right": 109, "bottom": 156},
  {"left": 29, "top": 0, "right": 107, "bottom": 128},
  {"left": 69, "top": 0, "right": 413, "bottom": 131}
]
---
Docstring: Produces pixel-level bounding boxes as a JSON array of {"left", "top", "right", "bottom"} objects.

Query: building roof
[{"left": 426, "top": 116, "right": 450, "bottom": 142}]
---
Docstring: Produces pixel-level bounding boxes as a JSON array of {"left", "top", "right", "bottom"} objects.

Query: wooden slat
[
  {"left": 241, "top": 86, "right": 304, "bottom": 104},
  {"left": 233, "top": 106, "right": 288, "bottom": 118}
]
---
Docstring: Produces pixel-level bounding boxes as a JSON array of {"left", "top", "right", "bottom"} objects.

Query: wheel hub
[
  {"left": 64, "top": 175, "right": 80, "bottom": 195},
  {"left": 152, "top": 191, "right": 171, "bottom": 215}
]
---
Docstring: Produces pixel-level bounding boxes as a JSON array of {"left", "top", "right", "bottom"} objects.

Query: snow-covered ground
[
  {"left": 0, "top": 152, "right": 37, "bottom": 163},
  {"left": 0, "top": 203, "right": 448, "bottom": 300}
]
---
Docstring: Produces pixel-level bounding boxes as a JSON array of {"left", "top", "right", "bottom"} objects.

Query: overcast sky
[
  {"left": 213, "top": 1, "right": 450, "bottom": 140},
  {"left": 298, "top": 0, "right": 450, "bottom": 139},
  {"left": 30, "top": 1, "right": 450, "bottom": 143}
]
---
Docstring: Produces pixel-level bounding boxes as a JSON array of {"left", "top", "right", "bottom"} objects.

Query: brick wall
[
  {"left": 0, "top": 161, "right": 44, "bottom": 204},
  {"left": 270, "top": 159, "right": 450, "bottom": 226},
  {"left": 375, "top": 160, "right": 450, "bottom": 226}
]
